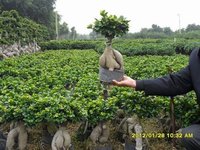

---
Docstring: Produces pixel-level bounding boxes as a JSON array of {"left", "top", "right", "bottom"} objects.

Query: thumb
[
  {"left": 112, "top": 80, "right": 122, "bottom": 86},
  {"left": 112, "top": 80, "right": 119, "bottom": 85}
]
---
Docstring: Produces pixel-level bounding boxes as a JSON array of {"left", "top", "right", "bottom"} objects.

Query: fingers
[
  {"left": 112, "top": 75, "right": 127, "bottom": 85},
  {"left": 112, "top": 80, "right": 119, "bottom": 85},
  {"left": 123, "top": 75, "right": 129, "bottom": 80},
  {"left": 112, "top": 79, "right": 124, "bottom": 86},
  {"left": 112, "top": 75, "right": 136, "bottom": 88}
]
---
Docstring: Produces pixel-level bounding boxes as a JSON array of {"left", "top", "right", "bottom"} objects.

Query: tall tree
[
  {"left": 163, "top": 27, "right": 173, "bottom": 35},
  {"left": 0, "top": 0, "right": 56, "bottom": 38},
  {"left": 0, "top": 10, "right": 49, "bottom": 44},
  {"left": 70, "top": 27, "right": 77, "bottom": 40},
  {"left": 1, "top": 0, "right": 56, "bottom": 25},
  {"left": 59, "top": 22, "right": 69, "bottom": 39},
  {"left": 186, "top": 24, "right": 200, "bottom": 32},
  {"left": 150, "top": 24, "right": 163, "bottom": 32}
]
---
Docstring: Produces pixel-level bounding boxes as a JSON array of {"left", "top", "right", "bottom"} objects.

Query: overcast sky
[{"left": 55, "top": 0, "right": 200, "bottom": 34}]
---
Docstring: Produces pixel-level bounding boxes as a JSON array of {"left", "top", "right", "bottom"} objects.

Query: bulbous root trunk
[
  {"left": 51, "top": 126, "right": 72, "bottom": 150},
  {"left": 6, "top": 121, "right": 28, "bottom": 150},
  {"left": 89, "top": 122, "right": 110, "bottom": 145},
  {"left": 99, "top": 46, "right": 123, "bottom": 71}
]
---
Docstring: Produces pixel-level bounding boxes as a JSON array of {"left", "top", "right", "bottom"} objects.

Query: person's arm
[
  {"left": 113, "top": 66, "right": 193, "bottom": 96},
  {"left": 136, "top": 66, "right": 193, "bottom": 96}
]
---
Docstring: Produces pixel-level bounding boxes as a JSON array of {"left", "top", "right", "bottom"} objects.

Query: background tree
[
  {"left": 70, "top": 27, "right": 77, "bottom": 40},
  {"left": 163, "top": 27, "right": 173, "bottom": 35},
  {"left": 89, "top": 31, "right": 97, "bottom": 39},
  {"left": 89, "top": 31, "right": 104, "bottom": 40},
  {"left": 185, "top": 24, "right": 200, "bottom": 32},
  {"left": 150, "top": 24, "right": 163, "bottom": 32},
  {"left": 0, "top": 10, "right": 49, "bottom": 44},
  {"left": 0, "top": 0, "right": 56, "bottom": 39},
  {"left": 59, "top": 22, "right": 69, "bottom": 39}
]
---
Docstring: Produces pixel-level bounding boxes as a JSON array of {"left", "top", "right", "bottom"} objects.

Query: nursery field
[{"left": 0, "top": 49, "right": 198, "bottom": 149}]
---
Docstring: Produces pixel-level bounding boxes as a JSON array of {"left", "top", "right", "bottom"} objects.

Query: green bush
[
  {"left": 39, "top": 38, "right": 200, "bottom": 56},
  {"left": 0, "top": 10, "right": 49, "bottom": 45},
  {"left": 95, "top": 39, "right": 176, "bottom": 56},
  {"left": 184, "top": 42, "right": 200, "bottom": 54},
  {"left": 40, "top": 40, "right": 101, "bottom": 51},
  {"left": 0, "top": 50, "right": 198, "bottom": 127}
]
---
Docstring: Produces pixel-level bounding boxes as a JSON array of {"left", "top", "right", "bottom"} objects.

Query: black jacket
[{"left": 136, "top": 47, "right": 200, "bottom": 104}]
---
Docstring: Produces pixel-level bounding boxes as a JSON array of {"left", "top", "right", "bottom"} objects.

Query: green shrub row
[
  {"left": 97, "top": 38, "right": 200, "bottom": 55},
  {"left": 40, "top": 38, "right": 200, "bottom": 56},
  {"left": 40, "top": 40, "right": 102, "bottom": 51},
  {"left": 0, "top": 50, "right": 198, "bottom": 127}
]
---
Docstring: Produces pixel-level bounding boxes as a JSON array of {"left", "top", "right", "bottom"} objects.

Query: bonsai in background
[{"left": 88, "top": 10, "right": 130, "bottom": 83}]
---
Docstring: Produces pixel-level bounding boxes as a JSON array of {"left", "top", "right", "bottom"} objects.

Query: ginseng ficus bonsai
[{"left": 88, "top": 10, "right": 130, "bottom": 82}]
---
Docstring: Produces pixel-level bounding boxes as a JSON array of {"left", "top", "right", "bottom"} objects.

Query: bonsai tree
[
  {"left": 88, "top": 10, "right": 130, "bottom": 82},
  {"left": 87, "top": 11, "right": 130, "bottom": 146},
  {"left": 87, "top": 10, "right": 130, "bottom": 45}
]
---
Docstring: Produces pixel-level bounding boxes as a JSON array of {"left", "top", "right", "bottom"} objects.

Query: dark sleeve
[{"left": 135, "top": 66, "right": 193, "bottom": 96}]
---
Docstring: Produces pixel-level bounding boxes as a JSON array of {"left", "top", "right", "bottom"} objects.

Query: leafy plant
[
  {"left": 87, "top": 10, "right": 130, "bottom": 44},
  {"left": 0, "top": 49, "right": 197, "bottom": 127},
  {"left": 0, "top": 10, "right": 49, "bottom": 45}
]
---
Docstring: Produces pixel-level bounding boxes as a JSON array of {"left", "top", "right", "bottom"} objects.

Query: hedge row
[
  {"left": 0, "top": 50, "right": 199, "bottom": 126},
  {"left": 40, "top": 40, "right": 102, "bottom": 51},
  {"left": 40, "top": 39, "right": 200, "bottom": 56}
]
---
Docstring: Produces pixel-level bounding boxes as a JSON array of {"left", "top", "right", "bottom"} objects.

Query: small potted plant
[{"left": 88, "top": 10, "right": 130, "bottom": 83}]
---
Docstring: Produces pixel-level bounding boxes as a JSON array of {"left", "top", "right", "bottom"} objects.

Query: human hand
[{"left": 112, "top": 76, "right": 136, "bottom": 88}]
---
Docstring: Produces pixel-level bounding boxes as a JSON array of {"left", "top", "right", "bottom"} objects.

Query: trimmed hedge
[
  {"left": 40, "top": 38, "right": 200, "bottom": 56},
  {"left": 0, "top": 50, "right": 198, "bottom": 127},
  {"left": 40, "top": 40, "right": 102, "bottom": 51}
]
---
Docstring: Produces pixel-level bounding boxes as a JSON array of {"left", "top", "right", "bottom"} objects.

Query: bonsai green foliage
[
  {"left": 87, "top": 10, "right": 130, "bottom": 43},
  {"left": 0, "top": 10, "right": 49, "bottom": 45}
]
